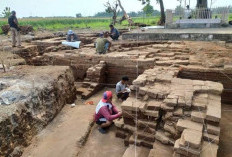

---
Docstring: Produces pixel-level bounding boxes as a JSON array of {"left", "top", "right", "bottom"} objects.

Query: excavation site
[{"left": 0, "top": 29, "right": 232, "bottom": 157}]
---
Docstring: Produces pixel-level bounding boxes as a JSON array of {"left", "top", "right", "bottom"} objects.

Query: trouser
[
  {"left": 10, "top": 27, "right": 21, "bottom": 46},
  {"left": 110, "top": 35, "right": 119, "bottom": 40},
  {"left": 117, "top": 92, "right": 129, "bottom": 101}
]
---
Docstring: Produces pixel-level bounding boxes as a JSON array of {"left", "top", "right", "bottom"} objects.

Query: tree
[
  {"left": 175, "top": 5, "right": 184, "bottom": 16},
  {"left": 117, "top": 0, "right": 134, "bottom": 26},
  {"left": 139, "top": 0, "right": 165, "bottom": 25},
  {"left": 76, "top": 13, "right": 82, "bottom": 18},
  {"left": 105, "top": 1, "right": 119, "bottom": 25},
  {"left": 197, "top": 0, "right": 208, "bottom": 8},
  {"left": 143, "top": 3, "right": 155, "bottom": 16},
  {"left": 2, "top": 7, "right": 11, "bottom": 18}
]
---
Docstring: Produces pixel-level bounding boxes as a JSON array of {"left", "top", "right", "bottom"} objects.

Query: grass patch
[
  {"left": 0, "top": 14, "right": 231, "bottom": 34},
  {"left": 0, "top": 17, "right": 160, "bottom": 33}
]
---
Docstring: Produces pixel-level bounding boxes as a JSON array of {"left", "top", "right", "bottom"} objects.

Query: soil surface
[
  {"left": 21, "top": 104, "right": 94, "bottom": 157},
  {"left": 21, "top": 87, "right": 124, "bottom": 157},
  {"left": 77, "top": 125, "right": 127, "bottom": 157},
  {"left": 218, "top": 103, "right": 232, "bottom": 157}
]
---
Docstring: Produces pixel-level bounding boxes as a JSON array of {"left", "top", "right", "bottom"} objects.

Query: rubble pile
[
  {"left": 115, "top": 67, "right": 223, "bottom": 157},
  {"left": 1, "top": 25, "right": 33, "bottom": 35}
]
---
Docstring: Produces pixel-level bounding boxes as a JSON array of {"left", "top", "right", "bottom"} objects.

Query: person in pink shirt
[{"left": 95, "top": 91, "right": 122, "bottom": 134}]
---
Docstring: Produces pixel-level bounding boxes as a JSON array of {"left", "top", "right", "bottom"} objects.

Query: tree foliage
[
  {"left": 175, "top": 5, "right": 185, "bottom": 15},
  {"left": 139, "top": 0, "right": 165, "bottom": 25},
  {"left": 76, "top": 13, "right": 82, "bottom": 18},
  {"left": 143, "top": 3, "right": 155, "bottom": 16},
  {"left": 104, "top": 1, "right": 119, "bottom": 25},
  {"left": 2, "top": 7, "right": 11, "bottom": 18}
]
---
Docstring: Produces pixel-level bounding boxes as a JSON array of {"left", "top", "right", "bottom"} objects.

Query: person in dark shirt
[
  {"left": 8, "top": 11, "right": 21, "bottom": 47},
  {"left": 66, "top": 30, "right": 80, "bottom": 42},
  {"left": 109, "top": 24, "right": 120, "bottom": 41}
]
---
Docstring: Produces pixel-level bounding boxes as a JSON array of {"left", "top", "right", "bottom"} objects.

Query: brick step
[
  {"left": 156, "top": 60, "right": 189, "bottom": 66},
  {"left": 155, "top": 52, "right": 175, "bottom": 57}
]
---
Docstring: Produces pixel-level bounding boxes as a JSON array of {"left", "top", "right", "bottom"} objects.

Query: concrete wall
[{"left": 122, "top": 33, "right": 232, "bottom": 42}]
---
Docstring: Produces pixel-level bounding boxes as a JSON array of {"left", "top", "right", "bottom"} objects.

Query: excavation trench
[{"left": 1, "top": 34, "right": 232, "bottom": 157}]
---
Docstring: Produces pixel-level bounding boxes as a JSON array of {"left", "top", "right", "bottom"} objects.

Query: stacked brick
[
  {"left": 115, "top": 67, "right": 223, "bottom": 157},
  {"left": 75, "top": 61, "right": 106, "bottom": 99},
  {"left": 179, "top": 65, "right": 232, "bottom": 104},
  {"left": 85, "top": 61, "right": 106, "bottom": 83}
]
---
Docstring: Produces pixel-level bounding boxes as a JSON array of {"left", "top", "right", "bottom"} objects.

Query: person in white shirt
[
  {"left": 116, "top": 76, "right": 130, "bottom": 101},
  {"left": 184, "top": 5, "right": 192, "bottom": 19}
]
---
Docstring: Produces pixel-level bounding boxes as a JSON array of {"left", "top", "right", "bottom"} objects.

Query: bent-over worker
[
  {"left": 95, "top": 91, "right": 122, "bottom": 134},
  {"left": 95, "top": 32, "right": 111, "bottom": 54},
  {"left": 109, "top": 24, "right": 120, "bottom": 40},
  {"left": 66, "top": 30, "right": 80, "bottom": 42}
]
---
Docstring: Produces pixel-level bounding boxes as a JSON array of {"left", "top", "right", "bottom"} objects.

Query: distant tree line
[
  {"left": 211, "top": 6, "right": 232, "bottom": 14},
  {"left": 94, "top": 10, "right": 160, "bottom": 18}
]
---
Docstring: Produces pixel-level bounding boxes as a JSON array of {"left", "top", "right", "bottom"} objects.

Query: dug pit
[{"left": 0, "top": 32, "right": 232, "bottom": 157}]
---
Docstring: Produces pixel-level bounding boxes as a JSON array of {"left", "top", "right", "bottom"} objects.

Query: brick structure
[{"left": 115, "top": 67, "right": 223, "bottom": 157}]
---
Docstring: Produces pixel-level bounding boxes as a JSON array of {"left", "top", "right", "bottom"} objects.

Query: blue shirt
[
  {"left": 116, "top": 81, "right": 126, "bottom": 94},
  {"left": 111, "top": 28, "right": 119, "bottom": 37}
]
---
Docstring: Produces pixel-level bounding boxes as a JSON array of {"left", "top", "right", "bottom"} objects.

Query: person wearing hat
[
  {"left": 109, "top": 24, "right": 120, "bottom": 41},
  {"left": 95, "top": 32, "right": 111, "bottom": 54},
  {"left": 8, "top": 11, "right": 21, "bottom": 47},
  {"left": 116, "top": 76, "right": 130, "bottom": 101},
  {"left": 66, "top": 30, "right": 80, "bottom": 42},
  {"left": 95, "top": 91, "right": 122, "bottom": 134}
]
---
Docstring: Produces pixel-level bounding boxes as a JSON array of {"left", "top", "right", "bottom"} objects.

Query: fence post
[
  {"left": 165, "top": 9, "right": 173, "bottom": 28},
  {"left": 221, "top": 7, "right": 229, "bottom": 24}
]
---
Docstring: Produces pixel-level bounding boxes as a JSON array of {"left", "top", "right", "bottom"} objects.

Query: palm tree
[{"left": 140, "top": 0, "right": 165, "bottom": 25}]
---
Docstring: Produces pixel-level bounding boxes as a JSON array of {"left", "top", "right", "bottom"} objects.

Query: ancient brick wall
[{"left": 178, "top": 66, "right": 232, "bottom": 104}]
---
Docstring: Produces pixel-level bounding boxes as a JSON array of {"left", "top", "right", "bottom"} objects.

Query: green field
[
  {"left": 0, "top": 14, "right": 231, "bottom": 34},
  {"left": 0, "top": 16, "right": 160, "bottom": 34}
]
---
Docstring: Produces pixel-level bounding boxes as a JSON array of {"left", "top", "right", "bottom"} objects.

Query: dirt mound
[{"left": 1, "top": 25, "right": 34, "bottom": 35}]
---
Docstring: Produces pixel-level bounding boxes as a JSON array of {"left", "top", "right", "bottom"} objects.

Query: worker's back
[{"left": 95, "top": 38, "right": 108, "bottom": 54}]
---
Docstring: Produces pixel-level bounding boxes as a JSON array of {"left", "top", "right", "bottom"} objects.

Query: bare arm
[{"left": 100, "top": 107, "right": 121, "bottom": 121}]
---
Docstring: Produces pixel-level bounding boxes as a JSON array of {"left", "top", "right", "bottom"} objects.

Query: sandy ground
[
  {"left": 21, "top": 104, "right": 95, "bottom": 157},
  {"left": 21, "top": 87, "right": 125, "bottom": 157},
  {"left": 77, "top": 125, "right": 127, "bottom": 157}
]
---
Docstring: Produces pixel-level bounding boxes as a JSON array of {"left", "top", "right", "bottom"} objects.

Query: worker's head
[
  {"left": 103, "top": 32, "right": 109, "bottom": 38},
  {"left": 102, "top": 91, "right": 113, "bottom": 103},
  {"left": 109, "top": 24, "right": 114, "bottom": 29},
  {"left": 11, "top": 11, "right": 16, "bottom": 16},
  {"left": 67, "top": 30, "right": 74, "bottom": 35},
  {"left": 121, "top": 76, "right": 129, "bottom": 85},
  {"left": 186, "top": 5, "right": 190, "bottom": 9}
]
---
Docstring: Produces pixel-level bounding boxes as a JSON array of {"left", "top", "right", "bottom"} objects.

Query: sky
[{"left": 0, "top": 0, "right": 231, "bottom": 18}]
